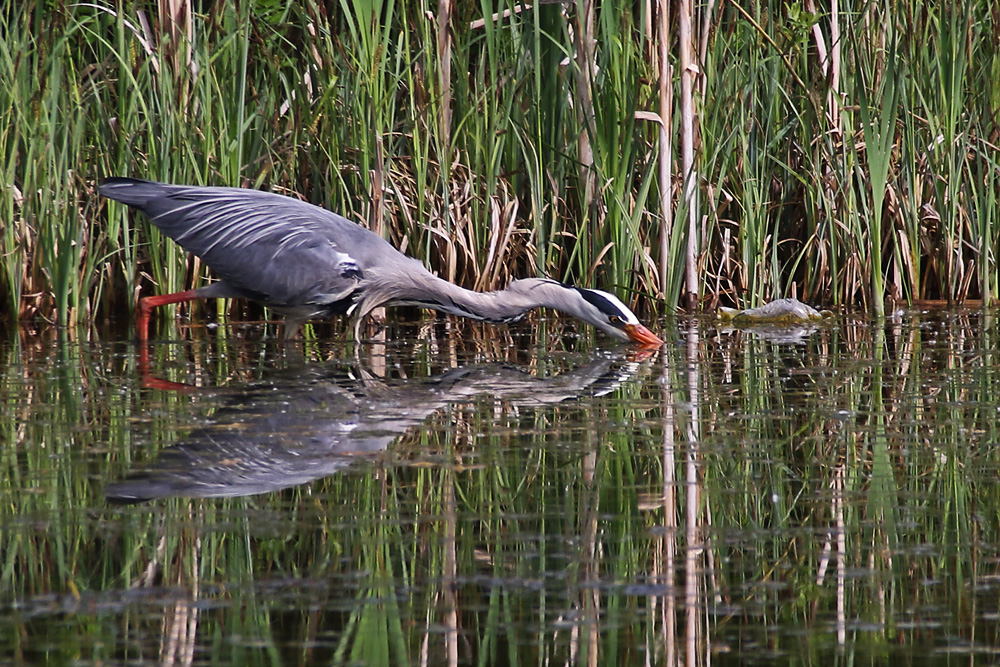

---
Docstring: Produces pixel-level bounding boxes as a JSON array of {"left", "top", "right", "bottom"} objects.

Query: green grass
[{"left": 0, "top": 1, "right": 998, "bottom": 330}]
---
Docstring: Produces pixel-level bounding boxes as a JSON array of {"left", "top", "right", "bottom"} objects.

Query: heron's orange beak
[{"left": 623, "top": 323, "right": 664, "bottom": 347}]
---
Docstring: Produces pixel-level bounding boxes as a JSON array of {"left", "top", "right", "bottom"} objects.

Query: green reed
[{"left": 1, "top": 1, "right": 999, "bottom": 329}]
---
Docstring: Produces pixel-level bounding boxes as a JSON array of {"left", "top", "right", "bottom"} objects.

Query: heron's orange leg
[{"left": 136, "top": 290, "right": 202, "bottom": 342}]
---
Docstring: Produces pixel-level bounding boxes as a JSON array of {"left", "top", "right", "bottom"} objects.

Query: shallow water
[{"left": 2, "top": 311, "right": 999, "bottom": 665}]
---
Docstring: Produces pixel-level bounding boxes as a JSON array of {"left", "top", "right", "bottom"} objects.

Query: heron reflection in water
[{"left": 106, "top": 356, "right": 645, "bottom": 502}]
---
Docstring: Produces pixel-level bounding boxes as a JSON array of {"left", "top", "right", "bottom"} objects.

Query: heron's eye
[{"left": 609, "top": 315, "right": 623, "bottom": 326}]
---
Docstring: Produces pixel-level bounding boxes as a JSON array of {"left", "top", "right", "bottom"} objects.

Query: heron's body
[{"left": 99, "top": 178, "right": 662, "bottom": 346}]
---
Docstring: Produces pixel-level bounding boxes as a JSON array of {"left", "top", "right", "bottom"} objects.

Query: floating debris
[{"left": 717, "top": 298, "right": 833, "bottom": 327}]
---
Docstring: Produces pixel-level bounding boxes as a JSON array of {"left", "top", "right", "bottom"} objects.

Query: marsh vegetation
[{"left": 1, "top": 1, "right": 997, "bottom": 333}]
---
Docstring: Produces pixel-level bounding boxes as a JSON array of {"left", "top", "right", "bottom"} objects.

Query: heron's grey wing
[{"left": 108, "top": 181, "right": 391, "bottom": 308}]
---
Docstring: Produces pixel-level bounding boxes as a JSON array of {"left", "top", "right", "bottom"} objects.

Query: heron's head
[
  {"left": 509, "top": 279, "right": 663, "bottom": 346},
  {"left": 570, "top": 286, "right": 664, "bottom": 346}
]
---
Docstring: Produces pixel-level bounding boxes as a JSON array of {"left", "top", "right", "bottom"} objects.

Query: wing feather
[{"left": 102, "top": 179, "right": 394, "bottom": 308}]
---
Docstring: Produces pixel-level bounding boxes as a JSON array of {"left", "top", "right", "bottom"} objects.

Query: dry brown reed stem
[
  {"left": 698, "top": 0, "right": 717, "bottom": 99},
  {"left": 437, "top": 0, "right": 452, "bottom": 158},
  {"left": 807, "top": 0, "right": 843, "bottom": 127},
  {"left": 679, "top": 0, "right": 698, "bottom": 309},
  {"left": 573, "top": 0, "right": 598, "bottom": 222},
  {"left": 657, "top": 0, "right": 674, "bottom": 299},
  {"left": 157, "top": 0, "right": 195, "bottom": 106}
]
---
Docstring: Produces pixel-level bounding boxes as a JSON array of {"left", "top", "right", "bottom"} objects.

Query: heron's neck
[
  {"left": 359, "top": 267, "right": 573, "bottom": 324},
  {"left": 405, "top": 276, "right": 569, "bottom": 323}
]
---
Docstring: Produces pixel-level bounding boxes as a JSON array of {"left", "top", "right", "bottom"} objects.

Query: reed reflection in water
[{"left": 2, "top": 311, "right": 1000, "bottom": 665}]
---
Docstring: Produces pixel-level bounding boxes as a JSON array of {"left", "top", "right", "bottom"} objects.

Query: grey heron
[{"left": 99, "top": 177, "right": 664, "bottom": 346}]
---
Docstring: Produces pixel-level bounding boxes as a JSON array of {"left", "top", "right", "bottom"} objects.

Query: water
[{"left": 2, "top": 311, "right": 999, "bottom": 665}]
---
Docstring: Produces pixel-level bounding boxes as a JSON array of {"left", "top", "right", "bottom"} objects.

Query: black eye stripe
[{"left": 575, "top": 287, "right": 628, "bottom": 319}]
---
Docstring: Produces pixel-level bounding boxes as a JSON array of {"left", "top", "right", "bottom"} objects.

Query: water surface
[{"left": 2, "top": 312, "right": 999, "bottom": 665}]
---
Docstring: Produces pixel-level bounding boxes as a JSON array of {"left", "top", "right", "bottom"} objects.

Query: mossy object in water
[{"left": 717, "top": 298, "right": 832, "bottom": 327}]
